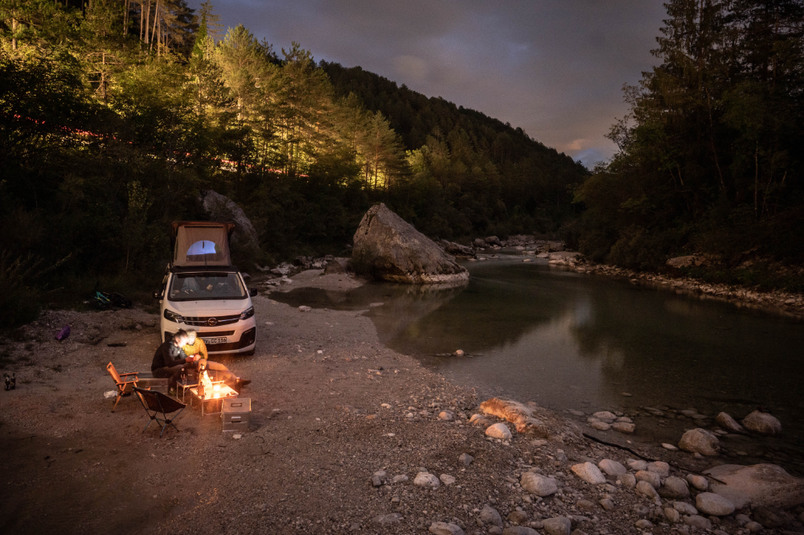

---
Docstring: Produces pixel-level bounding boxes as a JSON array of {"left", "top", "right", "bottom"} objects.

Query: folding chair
[
  {"left": 106, "top": 362, "right": 139, "bottom": 412},
  {"left": 133, "top": 387, "right": 186, "bottom": 437}
]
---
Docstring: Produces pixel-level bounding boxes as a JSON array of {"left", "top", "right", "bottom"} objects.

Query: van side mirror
[
  {"left": 153, "top": 291, "right": 162, "bottom": 300},
  {"left": 249, "top": 288, "right": 258, "bottom": 297}
]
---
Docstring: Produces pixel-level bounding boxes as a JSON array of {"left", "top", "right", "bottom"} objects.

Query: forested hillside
[
  {"left": 0, "top": 0, "right": 586, "bottom": 324},
  {"left": 569, "top": 0, "right": 804, "bottom": 286}
]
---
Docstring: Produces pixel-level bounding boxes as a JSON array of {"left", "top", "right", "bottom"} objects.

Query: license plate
[{"left": 202, "top": 337, "right": 228, "bottom": 345}]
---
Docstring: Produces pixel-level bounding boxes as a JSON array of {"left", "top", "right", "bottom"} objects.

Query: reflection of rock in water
[{"left": 367, "top": 283, "right": 467, "bottom": 348}]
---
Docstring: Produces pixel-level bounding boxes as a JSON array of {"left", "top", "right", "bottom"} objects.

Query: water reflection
[{"left": 272, "top": 259, "right": 804, "bottom": 463}]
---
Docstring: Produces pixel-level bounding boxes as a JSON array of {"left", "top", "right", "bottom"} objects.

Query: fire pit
[{"left": 189, "top": 370, "right": 238, "bottom": 415}]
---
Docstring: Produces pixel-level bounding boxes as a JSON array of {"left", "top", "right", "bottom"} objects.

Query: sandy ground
[{"left": 0, "top": 270, "right": 801, "bottom": 534}]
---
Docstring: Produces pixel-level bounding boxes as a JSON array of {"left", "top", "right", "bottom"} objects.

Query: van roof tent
[{"left": 171, "top": 221, "right": 235, "bottom": 267}]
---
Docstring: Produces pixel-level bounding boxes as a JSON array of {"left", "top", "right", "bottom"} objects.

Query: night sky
[{"left": 190, "top": 0, "right": 669, "bottom": 168}]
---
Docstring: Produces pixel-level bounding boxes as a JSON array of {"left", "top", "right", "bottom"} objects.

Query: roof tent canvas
[{"left": 171, "top": 221, "right": 234, "bottom": 267}]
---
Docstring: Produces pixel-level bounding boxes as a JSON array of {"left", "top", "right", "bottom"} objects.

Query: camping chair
[
  {"left": 106, "top": 362, "right": 139, "bottom": 412},
  {"left": 133, "top": 387, "right": 186, "bottom": 437}
]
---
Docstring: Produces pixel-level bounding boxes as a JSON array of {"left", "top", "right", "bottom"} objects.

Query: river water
[{"left": 273, "top": 258, "right": 804, "bottom": 471}]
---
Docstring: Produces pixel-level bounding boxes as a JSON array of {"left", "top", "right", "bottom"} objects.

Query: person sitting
[
  {"left": 151, "top": 330, "right": 197, "bottom": 394},
  {"left": 182, "top": 329, "right": 251, "bottom": 392}
]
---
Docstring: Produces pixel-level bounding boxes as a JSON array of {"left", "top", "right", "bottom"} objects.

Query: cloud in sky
[{"left": 191, "top": 0, "right": 667, "bottom": 167}]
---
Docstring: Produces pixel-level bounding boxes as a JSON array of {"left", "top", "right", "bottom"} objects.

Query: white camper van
[{"left": 154, "top": 221, "right": 257, "bottom": 355}]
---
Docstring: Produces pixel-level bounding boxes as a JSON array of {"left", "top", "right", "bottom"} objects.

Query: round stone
[
  {"left": 696, "top": 492, "right": 735, "bottom": 516},
  {"left": 598, "top": 459, "right": 627, "bottom": 476},
  {"left": 521, "top": 472, "right": 558, "bottom": 497},
  {"left": 742, "top": 410, "right": 782, "bottom": 435},
  {"left": 485, "top": 423, "right": 512, "bottom": 440},
  {"left": 571, "top": 462, "right": 606, "bottom": 485}
]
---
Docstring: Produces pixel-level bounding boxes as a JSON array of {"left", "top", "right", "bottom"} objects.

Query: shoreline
[
  {"left": 0, "top": 271, "right": 802, "bottom": 533},
  {"left": 573, "top": 261, "right": 804, "bottom": 321}
]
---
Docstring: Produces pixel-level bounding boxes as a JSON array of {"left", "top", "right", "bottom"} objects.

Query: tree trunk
[{"left": 150, "top": 0, "right": 159, "bottom": 52}]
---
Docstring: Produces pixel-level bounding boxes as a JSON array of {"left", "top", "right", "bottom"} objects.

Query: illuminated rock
[{"left": 352, "top": 203, "right": 469, "bottom": 284}]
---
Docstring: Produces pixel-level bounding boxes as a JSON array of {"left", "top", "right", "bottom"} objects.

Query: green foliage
[
  {"left": 0, "top": 2, "right": 589, "bottom": 315},
  {"left": 574, "top": 0, "right": 804, "bottom": 272}
]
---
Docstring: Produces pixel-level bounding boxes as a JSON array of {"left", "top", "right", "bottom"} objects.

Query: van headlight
[
  {"left": 164, "top": 309, "right": 184, "bottom": 323},
  {"left": 240, "top": 306, "right": 254, "bottom": 320}
]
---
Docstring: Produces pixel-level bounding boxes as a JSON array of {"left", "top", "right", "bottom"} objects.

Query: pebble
[
  {"left": 647, "top": 461, "right": 670, "bottom": 477},
  {"left": 599, "top": 498, "right": 615, "bottom": 510},
  {"left": 439, "top": 474, "right": 456, "bottom": 486},
  {"left": 664, "top": 507, "right": 681, "bottom": 523},
  {"left": 661, "top": 443, "right": 678, "bottom": 450},
  {"left": 480, "top": 504, "right": 503, "bottom": 527},
  {"left": 695, "top": 492, "right": 735, "bottom": 516},
  {"left": 392, "top": 474, "right": 409, "bottom": 483},
  {"left": 612, "top": 422, "right": 635, "bottom": 433},
  {"left": 298, "top": 305, "right": 311, "bottom": 312},
  {"left": 745, "top": 521, "right": 763, "bottom": 532},
  {"left": 659, "top": 476, "right": 690, "bottom": 499},
  {"left": 742, "top": 410, "right": 782, "bottom": 435},
  {"left": 686, "top": 473, "right": 708, "bottom": 491},
  {"left": 508, "top": 510, "right": 528, "bottom": 524},
  {"left": 459, "top": 453, "right": 474, "bottom": 467},
  {"left": 678, "top": 428, "right": 720, "bottom": 456},
  {"left": 673, "top": 501, "right": 698, "bottom": 515},
  {"left": 429, "top": 521, "right": 465, "bottom": 535},
  {"left": 571, "top": 462, "right": 606, "bottom": 485},
  {"left": 541, "top": 516, "right": 571, "bottom": 535},
  {"left": 485, "top": 423, "right": 512, "bottom": 440},
  {"left": 438, "top": 410, "right": 454, "bottom": 421},
  {"left": 715, "top": 411, "right": 746, "bottom": 434},
  {"left": 589, "top": 421, "right": 611, "bottom": 431},
  {"left": 627, "top": 459, "right": 647, "bottom": 471},
  {"left": 635, "top": 481, "right": 660, "bottom": 504},
  {"left": 413, "top": 472, "right": 440, "bottom": 488},
  {"left": 592, "top": 411, "right": 617, "bottom": 422},
  {"left": 521, "top": 472, "right": 558, "bottom": 496},
  {"left": 635, "top": 519, "right": 653, "bottom": 529},
  {"left": 635, "top": 470, "right": 660, "bottom": 488},
  {"left": 618, "top": 473, "right": 636, "bottom": 488},
  {"left": 683, "top": 515, "right": 712, "bottom": 530},
  {"left": 598, "top": 459, "right": 626, "bottom": 476}
]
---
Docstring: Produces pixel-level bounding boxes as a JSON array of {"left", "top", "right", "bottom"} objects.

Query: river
[{"left": 272, "top": 257, "right": 804, "bottom": 473}]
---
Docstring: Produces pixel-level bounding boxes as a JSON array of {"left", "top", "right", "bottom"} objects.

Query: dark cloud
[{"left": 194, "top": 0, "right": 667, "bottom": 166}]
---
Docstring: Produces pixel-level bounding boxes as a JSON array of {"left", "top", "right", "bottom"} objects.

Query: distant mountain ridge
[{"left": 320, "top": 61, "right": 577, "bottom": 167}]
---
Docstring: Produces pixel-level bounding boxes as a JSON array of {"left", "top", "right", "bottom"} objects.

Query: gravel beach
[{"left": 1, "top": 270, "right": 802, "bottom": 535}]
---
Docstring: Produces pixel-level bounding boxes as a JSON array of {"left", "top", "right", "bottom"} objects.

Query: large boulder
[
  {"left": 352, "top": 204, "right": 469, "bottom": 284},
  {"left": 704, "top": 464, "right": 804, "bottom": 509},
  {"left": 199, "top": 190, "right": 261, "bottom": 258}
]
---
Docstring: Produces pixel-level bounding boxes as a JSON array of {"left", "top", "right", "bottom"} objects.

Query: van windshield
[{"left": 168, "top": 272, "right": 246, "bottom": 301}]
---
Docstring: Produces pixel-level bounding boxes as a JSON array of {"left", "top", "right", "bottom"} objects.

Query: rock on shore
[{"left": 352, "top": 203, "right": 469, "bottom": 284}]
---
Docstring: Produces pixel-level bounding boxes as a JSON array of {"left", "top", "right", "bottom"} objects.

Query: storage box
[{"left": 221, "top": 398, "right": 251, "bottom": 432}]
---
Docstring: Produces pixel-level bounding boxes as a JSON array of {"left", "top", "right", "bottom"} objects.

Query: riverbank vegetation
[
  {"left": 568, "top": 0, "right": 804, "bottom": 287},
  {"left": 0, "top": 0, "right": 586, "bottom": 325}
]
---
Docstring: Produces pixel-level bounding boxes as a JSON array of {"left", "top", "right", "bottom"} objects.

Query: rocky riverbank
[
  {"left": 1, "top": 269, "right": 803, "bottom": 534},
  {"left": 462, "top": 235, "right": 804, "bottom": 320}
]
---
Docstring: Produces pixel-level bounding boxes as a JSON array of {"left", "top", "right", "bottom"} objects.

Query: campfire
[{"left": 198, "top": 370, "right": 224, "bottom": 399}]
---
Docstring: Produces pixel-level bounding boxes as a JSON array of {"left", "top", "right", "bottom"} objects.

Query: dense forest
[
  {"left": 569, "top": 0, "right": 804, "bottom": 287},
  {"left": 0, "top": 0, "right": 587, "bottom": 324},
  {"left": 4, "top": 0, "right": 803, "bottom": 326}
]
